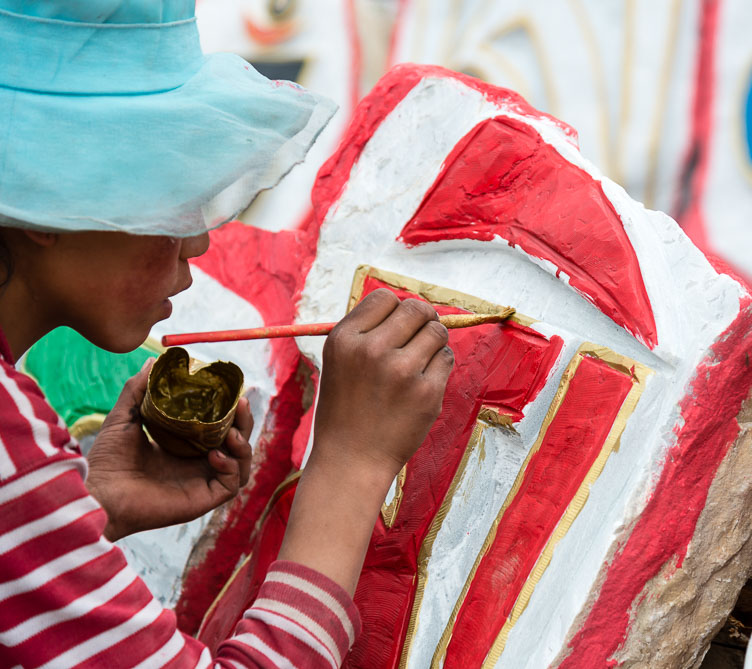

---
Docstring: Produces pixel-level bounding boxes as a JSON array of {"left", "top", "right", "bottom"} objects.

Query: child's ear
[{"left": 23, "top": 230, "right": 58, "bottom": 247}]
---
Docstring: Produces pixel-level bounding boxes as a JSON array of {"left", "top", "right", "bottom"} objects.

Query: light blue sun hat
[{"left": 0, "top": 0, "right": 337, "bottom": 236}]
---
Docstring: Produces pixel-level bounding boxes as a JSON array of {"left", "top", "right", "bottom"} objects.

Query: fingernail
[
  {"left": 215, "top": 450, "right": 227, "bottom": 459},
  {"left": 140, "top": 358, "right": 153, "bottom": 372}
]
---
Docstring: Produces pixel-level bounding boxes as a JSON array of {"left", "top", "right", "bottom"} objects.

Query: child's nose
[{"left": 180, "top": 232, "right": 210, "bottom": 260}]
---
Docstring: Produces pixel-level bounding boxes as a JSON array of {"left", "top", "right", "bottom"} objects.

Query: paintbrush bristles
[{"left": 439, "top": 308, "right": 515, "bottom": 329}]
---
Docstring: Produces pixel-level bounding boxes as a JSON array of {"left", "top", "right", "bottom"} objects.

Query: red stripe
[
  {"left": 258, "top": 580, "right": 350, "bottom": 654},
  {"left": 10, "top": 578, "right": 153, "bottom": 664},
  {"left": 226, "top": 620, "right": 334, "bottom": 668},
  {"left": 398, "top": 117, "right": 657, "bottom": 348},
  {"left": 561, "top": 298, "right": 752, "bottom": 667},
  {"left": 79, "top": 609, "right": 182, "bottom": 669},
  {"left": 444, "top": 354, "right": 634, "bottom": 667},
  {"left": 0, "top": 546, "right": 124, "bottom": 631},
  {"left": 0, "top": 468, "right": 89, "bottom": 536},
  {"left": 1, "top": 509, "right": 106, "bottom": 583}
]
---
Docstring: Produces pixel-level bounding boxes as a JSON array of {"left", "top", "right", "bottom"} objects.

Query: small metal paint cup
[{"left": 140, "top": 347, "right": 244, "bottom": 458}]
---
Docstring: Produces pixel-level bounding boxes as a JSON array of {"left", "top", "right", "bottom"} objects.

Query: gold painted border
[
  {"left": 348, "top": 264, "right": 525, "bottom": 533},
  {"left": 347, "top": 265, "right": 527, "bottom": 667},
  {"left": 429, "top": 344, "right": 651, "bottom": 668}
]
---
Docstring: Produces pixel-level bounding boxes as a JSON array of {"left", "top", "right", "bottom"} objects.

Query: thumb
[{"left": 110, "top": 357, "right": 155, "bottom": 417}]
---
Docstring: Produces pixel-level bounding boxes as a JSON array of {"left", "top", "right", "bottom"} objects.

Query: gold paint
[
  {"left": 69, "top": 413, "right": 107, "bottom": 440},
  {"left": 398, "top": 421, "right": 488, "bottom": 669},
  {"left": 382, "top": 466, "right": 407, "bottom": 529},
  {"left": 348, "top": 265, "right": 533, "bottom": 327},
  {"left": 197, "top": 471, "right": 302, "bottom": 638},
  {"left": 440, "top": 310, "right": 516, "bottom": 328},
  {"left": 140, "top": 347, "right": 244, "bottom": 457},
  {"left": 431, "top": 344, "right": 651, "bottom": 668},
  {"left": 348, "top": 265, "right": 528, "bottom": 533},
  {"left": 643, "top": 0, "right": 684, "bottom": 209},
  {"left": 477, "top": 406, "right": 516, "bottom": 430}
]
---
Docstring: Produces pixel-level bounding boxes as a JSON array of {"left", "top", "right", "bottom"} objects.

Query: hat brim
[{"left": 0, "top": 52, "right": 337, "bottom": 236}]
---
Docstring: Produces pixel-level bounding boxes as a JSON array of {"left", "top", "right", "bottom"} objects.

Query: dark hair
[{"left": 0, "top": 230, "right": 12, "bottom": 290}]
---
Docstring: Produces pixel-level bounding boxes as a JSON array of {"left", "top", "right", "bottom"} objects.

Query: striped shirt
[{"left": 0, "top": 328, "right": 360, "bottom": 668}]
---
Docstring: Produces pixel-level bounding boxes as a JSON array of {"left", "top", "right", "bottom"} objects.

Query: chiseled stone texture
[{"left": 604, "top": 394, "right": 752, "bottom": 668}]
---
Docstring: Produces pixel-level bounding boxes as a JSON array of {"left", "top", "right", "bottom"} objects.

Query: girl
[{"left": 0, "top": 1, "right": 454, "bottom": 667}]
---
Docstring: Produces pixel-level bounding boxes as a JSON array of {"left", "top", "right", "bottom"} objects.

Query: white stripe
[
  {"left": 0, "top": 457, "right": 86, "bottom": 507},
  {"left": 0, "top": 432, "right": 16, "bottom": 480},
  {"left": 0, "top": 495, "right": 100, "bottom": 555},
  {"left": 0, "top": 539, "right": 112, "bottom": 603},
  {"left": 229, "top": 631, "right": 299, "bottom": 669},
  {"left": 36, "top": 595, "right": 165, "bottom": 669},
  {"left": 265, "top": 570, "right": 355, "bottom": 643},
  {"left": 0, "top": 365, "right": 59, "bottom": 457},
  {"left": 132, "top": 629, "right": 186, "bottom": 669},
  {"left": 2, "top": 565, "right": 138, "bottom": 645},
  {"left": 195, "top": 647, "right": 213, "bottom": 669},
  {"left": 243, "top": 607, "right": 337, "bottom": 669}
]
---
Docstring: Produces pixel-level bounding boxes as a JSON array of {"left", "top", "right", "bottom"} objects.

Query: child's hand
[
  {"left": 278, "top": 289, "right": 453, "bottom": 594},
  {"left": 312, "top": 288, "right": 454, "bottom": 479},
  {"left": 85, "top": 359, "right": 253, "bottom": 542}
]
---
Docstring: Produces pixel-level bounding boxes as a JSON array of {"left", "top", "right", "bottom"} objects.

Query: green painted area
[{"left": 23, "top": 327, "right": 158, "bottom": 427}]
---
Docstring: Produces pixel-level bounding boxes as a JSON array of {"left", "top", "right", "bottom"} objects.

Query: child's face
[{"left": 38, "top": 230, "right": 210, "bottom": 353}]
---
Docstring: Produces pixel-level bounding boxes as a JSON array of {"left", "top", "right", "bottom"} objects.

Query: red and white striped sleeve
[{"left": 0, "top": 357, "right": 360, "bottom": 668}]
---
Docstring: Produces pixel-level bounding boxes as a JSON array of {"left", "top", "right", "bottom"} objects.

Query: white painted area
[
  {"left": 392, "top": 0, "right": 701, "bottom": 215},
  {"left": 296, "top": 73, "right": 746, "bottom": 668},
  {"left": 196, "top": 0, "right": 357, "bottom": 232},
  {"left": 118, "top": 267, "right": 278, "bottom": 606}
]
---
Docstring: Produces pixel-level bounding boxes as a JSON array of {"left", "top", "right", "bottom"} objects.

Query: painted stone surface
[
  {"left": 390, "top": 0, "right": 752, "bottom": 281},
  {"left": 195, "top": 65, "right": 752, "bottom": 667}
]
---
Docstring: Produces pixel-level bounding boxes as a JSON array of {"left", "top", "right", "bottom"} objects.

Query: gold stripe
[
  {"left": 429, "top": 344, "right": 650, "bottom": 668},
  {"left": 483, "top": 345, "right": 650, "bottom": 665},
  {"left": 349, "top": 265, "right": 533, "bottom": 326},
  {"left": 399, "top": 420, "right": 488, "bottom": 669}
]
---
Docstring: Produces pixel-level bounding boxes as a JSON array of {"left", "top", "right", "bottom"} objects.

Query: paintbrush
[{"left": 161, "top": 307, "right": 515, "bottom": 347}]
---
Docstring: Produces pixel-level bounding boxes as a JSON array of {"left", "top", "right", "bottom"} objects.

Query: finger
[
  {"left": 107, "top": 357, "right": 156, "bottom": 422},
  {"left": 233, "top": 397, "right": 253, "bottom": 442},
  {"left": 401, "top": 320, "right": 450, "bottom": 372},
  {"left": 224, "top": 426, "right": 252, "bottom": 488},
  {"left": 207, "top": 449, "right": 240, "bottom": 500},
  {"left": 339, "top": 288, "right": 400, "bottom": 334},
  {"left": 374, "top": 298, "right": 439, "bottom": 349},
  {"left": 423, "top": 345, "right": 455, "bottom": 383}
]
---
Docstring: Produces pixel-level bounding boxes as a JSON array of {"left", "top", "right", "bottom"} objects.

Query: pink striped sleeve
[
  {"left": 0, "top": 360, "right": 362, "bottom": 668},
  {"left": 216, "top": 562, "right": 361, "bottom": 669}
]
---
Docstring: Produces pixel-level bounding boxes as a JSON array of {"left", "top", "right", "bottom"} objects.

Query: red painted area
[
  {"left": 193, "top": 277, "right": 563, "bottom": 659},
  {"left": 175, "top": 222, "right": 316, "bottom": 634},
  {"left": 312, "top": 64, "right": 577, "bottom": 227},
  {"left": 444, "top": 355, "right": 634, "bottom": 668},
  {"left": 198, "top": 478, "right": 298, "bottom": 652},
  {"left": 344, "top": 278, "right": 563, "bottom": 667},
  {"left": 561, "top": 298, "right": 752, "bottom": 668},
  {"left": 398, "top": 117, "right": 658, "bottom": 349}
]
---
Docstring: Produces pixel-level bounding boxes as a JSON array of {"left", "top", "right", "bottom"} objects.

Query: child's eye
[{"left": 267, "top": 0, "right": 296, "bottom": 21}]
